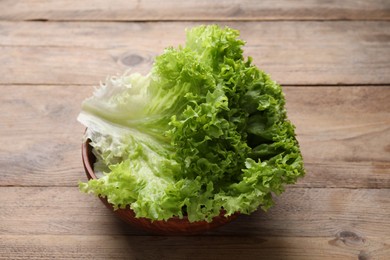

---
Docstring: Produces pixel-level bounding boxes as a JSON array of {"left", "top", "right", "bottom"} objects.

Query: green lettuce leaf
[{"left": 78, "top": 25, "right": 305, "bottom": 222}]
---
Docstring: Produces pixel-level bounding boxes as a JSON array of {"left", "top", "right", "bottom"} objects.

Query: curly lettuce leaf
[{"left": 78, "top": 25, "right": 305, "bottom": 222}]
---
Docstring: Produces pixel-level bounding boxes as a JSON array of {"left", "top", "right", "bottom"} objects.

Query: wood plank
[
  {"left": 1, "top": 187, "right": 389, "bottom": 237},
  {"left": 0, "top": 85, "right": 89, "bottom": 187},
  {"left": 0, "top": 21, "right": 389, "bottom": 85},
  {"left": 0, "top": 85, "right": 389, "bottom": 188},
  {"left": 0, "top": 235, "right": 389, "bottom": 260},
  {"left": 0, "top": 187, "right": 389, "bottom": 259},
  {"left": 0, "top": 0, "right": 389, "bottom": 21},
  {"left": 284, "top": 86, "right": 390, "bottom": 189}
]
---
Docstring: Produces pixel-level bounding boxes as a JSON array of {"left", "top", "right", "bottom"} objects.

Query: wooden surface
[
  {"left": 1, "top": 0, "right": 389, "bottom": 21},
  {"left": 1, "top": 1, "right": 389, "bottom": 259},
  {"left": 1, "top": 21, "right": 390, "bottom": 85}
]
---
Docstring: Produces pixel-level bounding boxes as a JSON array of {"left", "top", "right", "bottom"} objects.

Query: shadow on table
[{"left": 116, "top": 211, "right": 295, "bottom": 259}]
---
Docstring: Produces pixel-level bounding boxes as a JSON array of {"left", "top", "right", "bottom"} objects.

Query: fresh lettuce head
[{"left": 78, "top": 25, "right": 305, "bottom": 222}]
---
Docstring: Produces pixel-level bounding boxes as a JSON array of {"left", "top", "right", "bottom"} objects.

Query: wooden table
[{"left": 1, "top": 1, "right": 389, "bottom": 259}]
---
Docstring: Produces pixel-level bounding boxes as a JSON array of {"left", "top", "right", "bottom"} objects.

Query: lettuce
[{"left": 78, "top": 25, "right": 305, "bottom": 222}]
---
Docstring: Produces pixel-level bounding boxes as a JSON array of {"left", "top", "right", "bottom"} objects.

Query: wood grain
[
  {"left": 0, "top": 85, "right": 389, "bottom": 188},
  {"left": 0, "top": 235, "right": 389, "bottom": 260},
  {"left": 0, "top": 0, "right": 389, "bottom": 21},
  {"left": 1, "top": 187, "right": 389, "bottom": 237},
  {"left": 0, "top": 21, "right": 389, "bottom": 85},
  {"left": 285, "top": 86, "right": 390, "bottom": 189},
  {"left": 0, "top": 85, "right": 88, "bottom": 187},
  {"left": 0, "top": 187, "right": 389, "bottom": 259}
]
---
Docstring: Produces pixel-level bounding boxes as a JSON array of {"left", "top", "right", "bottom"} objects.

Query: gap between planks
[
  {"left": 1, "top": 83, "right": 389, "bottom": 87},
  {"left": 15, "top": 18, "right": 390, "bottom": 22}
]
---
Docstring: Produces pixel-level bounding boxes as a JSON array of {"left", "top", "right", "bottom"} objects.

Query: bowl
[{"left": 81, "top": 139, "right": 239, "bottom": 235}]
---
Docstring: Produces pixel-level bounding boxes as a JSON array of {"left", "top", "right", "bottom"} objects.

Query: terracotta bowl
[{"left": 81, "top": 139, "right": 239, "bottom": 235}]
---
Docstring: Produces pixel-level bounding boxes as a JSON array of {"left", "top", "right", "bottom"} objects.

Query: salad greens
[{"left": 78, "top": 25, "right": 305, "bottom": 222}]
